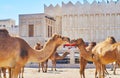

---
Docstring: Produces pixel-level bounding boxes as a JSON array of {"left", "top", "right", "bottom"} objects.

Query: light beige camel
[
  {"left": 71, "top": 37, "right": 116, "bottom": 78},
  {"left": 0, "top": 29, "right": 70, "bottom": 78},
  {"left": 92, "top": 37, "right": 117, "bottom": 78}
]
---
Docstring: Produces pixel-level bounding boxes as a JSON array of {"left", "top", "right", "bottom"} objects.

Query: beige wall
[
  {"left": 0, "top": 19, "right": 15, "bottom": 28},
  {"left": 19, "top": 13, "right": 55, "bottom": 47},
  {"left": 0, "top": 19, "right": 19, "bottom": 37},
  {"left": 44, "top": 0, "right": 120, "bottom": 42},
  {"left": 19, "top": 0, "right": 120, "bottom": 66}
]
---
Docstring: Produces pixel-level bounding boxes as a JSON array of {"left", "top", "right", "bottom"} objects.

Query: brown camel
[
  {"left": 79, "top": 42, "right": 109, "bottom": 78},
  {"left": 80, "top": 42, "right": 96, "bottom": 78},
  {"left": 0, "top": 29, "right": 70, "bottom": 78},
  {"left": 34, "top": 42, "right": 70, "bottom": 72},
  {"left": 38, "top": 52, "right": 70, "bottom": 72},
  {"left": 34, "top": 42, "right": 45, "bottom": 72},
  {"left": 48, "top": 51, "right": 70, "bottom": 71},
  {"left": 72, "top": 37, "right": 117, "bottom": 78}
]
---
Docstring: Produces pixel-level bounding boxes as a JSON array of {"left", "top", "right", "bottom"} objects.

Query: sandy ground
[
  {"left": 6, "top": 67, "right": 119, "bottom": 78},
  {"left": 2, "top": 65, "right": 120, "bottom": 78}
]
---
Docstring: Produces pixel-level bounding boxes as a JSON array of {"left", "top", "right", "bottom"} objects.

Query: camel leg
[
  {"left": 11, "top": 65, "right": 21, "bottom": 78},
  {"left": 80, "top": 57, "right": 87, "bottom": 78},
  {"left": 8, "top": 68, "right": 11, "bottom": 78},
  {"left": 19, "top": 67, "right": 24, "bottom": 78},
  {"left": 44, "top": 60, "right": 48, "bottom": 72},
  {"left": 102, "top": 65, "right": 109, "bottom": 75},
  {"left": 51, "top": 60, "right": 57, "bottom": 71},
  {"left": 0, "top": 68, "right": 2, "bottom": 78},
  {"left": 113, "top": 62, "right": 117, "bottom": 75},
  {"left": 1, "top": 68, "right": 7, "bottom": 78},
  {"left": 54, "top": 61, "right": 57, "bottom": 71},
  {"left": 38, "top": 63, "right": 40, "bottom": 72},
  {"left": 111, "top": 63, "right": 114, "bottom": 71},
  {"left": 41, "top": 62, "right": 45, "bottom": 72},
  {"left": 51, "top": 61, "right": 54, "bottom": 71},
  {"left": 94, "top": 62, "right": 102, "bottom": 78},
  {"left": 96, "top": 64, "right": 104, "bottom": 78},
  {"left": 41, "top": 61, "right": 48, "bottom": 73},
  {"left": 101, "top": 64, "right": 105, "bottom": 78},
  {"left": 95, "top": 68, "right": 98, "bottom": 78},
  {"left": 46, "top": 61, "right": 48, "bottom": 72}
]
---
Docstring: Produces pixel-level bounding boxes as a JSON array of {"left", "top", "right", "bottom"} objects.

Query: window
[
  {"left": 3, "top": 25, "right": 6, "bottom": 27},
  {"left": 11, "top": 25, "right": 13, "bottom": 27},
  {"left": 28, "top": 24, "right": 34, "bottom": 37},
  {"left": 48, "top": 25, "right": 52, "bottom": 37}
]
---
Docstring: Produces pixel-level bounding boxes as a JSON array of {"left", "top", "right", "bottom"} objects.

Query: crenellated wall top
[{"left": 44, "top": 0, "right": 120, "bottom": 15}]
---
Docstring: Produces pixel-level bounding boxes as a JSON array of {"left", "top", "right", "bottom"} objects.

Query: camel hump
[
  {"left": 0, "top": 29, "right": 10, "bottom": 37},
  {"left": 106, "top": 36, "right": 116, "bottom": 44}
]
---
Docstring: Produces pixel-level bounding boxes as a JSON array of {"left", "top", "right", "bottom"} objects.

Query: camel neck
[
  {"left": 77, "top": 45, "right": 93, "bottom": 61},
  {"left": 28, "top": 41, "right": 58, "bottom": 63},
  {"left": 56, "top": 52, "right": 68, "bottom": 60}
]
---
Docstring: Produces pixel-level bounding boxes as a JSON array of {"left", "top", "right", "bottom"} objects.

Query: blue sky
[{"left": 0, "top": 0, "right": 117, "bottom": 25}]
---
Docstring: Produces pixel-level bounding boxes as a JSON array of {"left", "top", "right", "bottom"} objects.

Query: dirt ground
[{"left": 4, "top": 67, "right": 120, "bottom": 78}]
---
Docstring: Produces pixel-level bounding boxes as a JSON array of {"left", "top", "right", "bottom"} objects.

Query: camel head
[
  {"left": 71, "top": 38, "right": 86, "bottom": 47},
  {"left": 36, "top": 42, "right": 41, "bottom": 46},
  {"left": 0, "top": 29, "right": 10, "bottom": 37},
  {"left": 88, "top": 42, "right": 96, "bottom": 47},
  {"left": 105, "top": 36, "right": 116, "bottom": 44},
  {"left": 50, "top": 34, "right": 70, "bottom": 45}
]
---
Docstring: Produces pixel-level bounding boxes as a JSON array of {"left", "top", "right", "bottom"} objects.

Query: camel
[
  {"left": 34, "top": 43, "right": 70, "bottom": 72},
  {"left": 79, "top": 42, "right": 109, "bottom": 78},
  {"left": 0, "top": 29, "right": 70, "bottom": 78},
  {"left": 91, "top": 36, "right": 117, "bottom": 78},
  {"left": 71, "top": 36, "right": 117, "bottom": 78},
  {"left": 47, "top": 51, "right": 70, "bottom": 71},
  {"left": 34, "top": 42, "right": 45, "bottom": 72},
  {"left": 80, "top": 42, "right": 96, "bottom": 78}
]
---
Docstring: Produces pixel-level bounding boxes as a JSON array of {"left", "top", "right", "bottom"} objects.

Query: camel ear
[{"left": 52, "top": 34, "right": 59, "bottom": 40}]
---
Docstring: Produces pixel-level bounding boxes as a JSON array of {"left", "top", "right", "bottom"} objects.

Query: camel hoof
[
  {"left": 43, "top": 71, "right": 47, "bottom": 73},
  {"left": 44, "top": 70, "right": 47, "bottom": 73}
]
